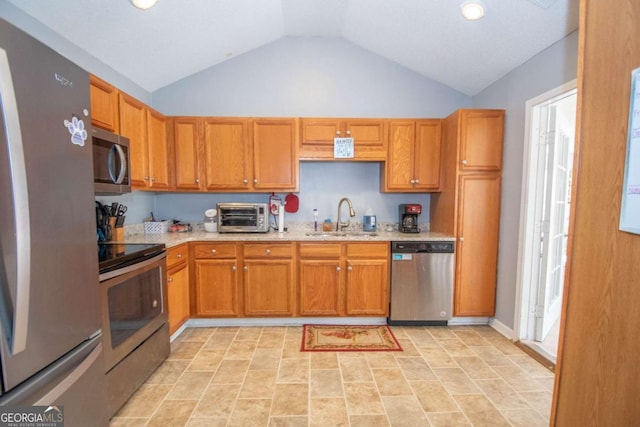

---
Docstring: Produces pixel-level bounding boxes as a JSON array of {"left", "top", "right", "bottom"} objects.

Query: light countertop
[{"left": 116, "top": 229, "right": 455, "bottom": 248}]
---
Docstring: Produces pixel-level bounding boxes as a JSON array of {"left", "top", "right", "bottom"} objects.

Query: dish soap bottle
[{"left": 363, "top": 208, "right": 376, "bottom": 232}]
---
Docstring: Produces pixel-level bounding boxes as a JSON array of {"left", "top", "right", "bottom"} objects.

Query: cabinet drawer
[
  {"left": 166, "top": 244, "right": 188, "bottom": 268},
  {"left": 298, "top": 243, "right": 342, "bottom": 258},
  {"left": 346, "top": 242, "right": 389, "bottom": 258},
  {"left": 193, "top": 243, "right": 237, "bottom": 259},
  {"left": 244, "top": 243, "right": 293, "bottom": 258}
]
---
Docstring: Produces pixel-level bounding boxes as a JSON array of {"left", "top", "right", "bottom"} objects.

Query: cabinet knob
[
  {"left": 346, "top": 130, "right": 351, "bottom": 135},
  {"left": 232, "top": 265, "right": 236, "bottom": 271},
  {"left": 243, "top": 179, "right": 248, "bottom": 184},
  {"left": 167, "top": 277, "right": 173, "bottom": 283},
  {"left": 347, "top": 266, "right": 353, "bottom": 271},
  {"left": 336, "top": 130, "right": 341, "bottom": 136},
  {"left": 243, "top": 266, "right": 248, "bottom": 271},
  {"left": 144, "top": 176, "right": 149, "bottom": 181},
  {"left": 151, "top": 177, "right": 156, "bottom": 182},
  {"left": 254, "top": 178, "right": 258, "bottom": 184},
  {"left": 415, "top": 179, "right": 420, "bottom": 184},
  {"left": 410, "top": 179, "right": 416, "bottom": 184},
  {"left": 459, "top": 237, "right": 464, "bottom": 242},
  {"left": 336, "top": 266, "right": 341, "bottom": 272},
  {"left": 211, "top": 249, "right": 217, "bottom": 254},
  {"left": 195, "top": 178, "right": 200, "bottom": 184},
  {"left": 265, "top": 249, "right": 271, "bottom": 254},
  {"left": 177, "top": 253, "right": 182, "bottom": 258},
  {"left": 461, "top": 159, "right": 468, "bottom": 165}
]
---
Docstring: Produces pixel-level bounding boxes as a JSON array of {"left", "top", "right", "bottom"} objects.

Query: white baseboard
[
  {"left": 170, "top": 323, "right": 188, "bottom": 342},
  {"left": 448, "top": 317, "right": 490, "bottom": 326},
  {"left": 184, "top": 317, "right": 387, "bottom": 328},
  {"left": 489, "top": 318, "right": 515, "bottom": 340}
]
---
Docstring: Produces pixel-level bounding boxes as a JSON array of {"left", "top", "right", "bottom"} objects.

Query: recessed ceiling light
[
  {"left": 461, "top": 1, "right": 485, "bottom": 20},
  {"left": 130, "top": 0, "right": 157, "bottom": 10}
]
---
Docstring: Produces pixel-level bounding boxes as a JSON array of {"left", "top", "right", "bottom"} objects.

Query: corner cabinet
[
  {"left": 382, "top": 119, "right": 442, "bottom": 192},
  {"left": 166, "top": 244, "right": 190, "bottom": 335},
  {"left": 430, "top": 109, "right": 504, "bottom": 316}
]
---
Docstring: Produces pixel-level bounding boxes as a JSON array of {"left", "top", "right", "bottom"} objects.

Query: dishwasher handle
[{"left": 391, "top": 241, "right": 454, "bottom": 253}]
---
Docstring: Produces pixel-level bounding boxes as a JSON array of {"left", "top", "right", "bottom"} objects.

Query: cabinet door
[
  {"left": 299, "top": 260, "right": 343, "bottom": 316},
  {"left": 385, "top": 121, "right": 416, "bottom": 190},
  {"left": 172, "top": 117, "right": 202, "bottom": 190},
  {"left": 147, "top": 108, "right": 171, "bottom": 189},
  {"left": 119, "top": 93, "right": 148, "bottom": 188},
  {"left": 414, "top": 119, "right": 442, "bottom": 190},
  {"left": 252, "top": 119, "right": 299, "bottom": 191},
  {"left": 454, "top": 174, "right": 501, "bottom": 316},
  {"left": 459, "top": 110, "right": 504, "bottom": 172},
  {"left": 345, "top": 259, "right": 389, "bottom": 316},
  {"left": 203, "top": 118, "right": 251, "bottom": 190},
  {"left": 89, "top": 75, "right": 119, "bottom": 132},
  {"left": 344, "top": 119, "right": 387, "bottom": 160},
  {"left": 300, "top": 118, "right": 341, "bottom": 146},
  {"left": 243, "top": 259, "right": 295, "bottom": 316},
  {"left": 194, "top": 259, "right": 240, "bottom": 317},
  {"left": 167, "top": 262, "right": 189, "bottom": 335}
]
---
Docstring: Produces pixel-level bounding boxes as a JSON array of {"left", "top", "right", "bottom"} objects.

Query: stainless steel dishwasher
[{"left": 388, "top": 241, "right": 455, "bottom": 325}]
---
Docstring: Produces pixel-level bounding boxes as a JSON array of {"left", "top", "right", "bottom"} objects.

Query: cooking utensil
[
  {"left": 285, "top": 193, "right": 299, "bottom": 213},
  {"left": 117, "top": 205, "right": 127, "bottom": 216}
]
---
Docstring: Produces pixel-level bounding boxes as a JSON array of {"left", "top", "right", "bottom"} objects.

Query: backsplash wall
[{"left": 154, "top": 162, "right": 430, "bottom": 228}]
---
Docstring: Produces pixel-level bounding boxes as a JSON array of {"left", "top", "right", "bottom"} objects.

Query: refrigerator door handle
[
  {"left": 0, "top": 47, "right": 31, "bottom": 356},
  {"left": 34, "top": 341, "right": 103, "bottom": 405}
]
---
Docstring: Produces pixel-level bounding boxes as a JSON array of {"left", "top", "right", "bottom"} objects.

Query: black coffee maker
[{"left": 399, "top": 204, "right": 422, "bottom": 233}]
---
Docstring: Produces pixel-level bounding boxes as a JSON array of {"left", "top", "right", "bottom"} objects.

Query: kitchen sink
[{"left": 304, "top": 232, "right": 379, "bottom": 238}]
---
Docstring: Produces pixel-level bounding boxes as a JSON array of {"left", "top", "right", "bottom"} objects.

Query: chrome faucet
[{"left": 336, "top": 197, "right": 356, "bottom": 231}]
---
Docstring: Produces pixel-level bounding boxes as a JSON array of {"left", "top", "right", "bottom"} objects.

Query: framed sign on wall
[{"left": 620, "top": 67, "right": 640, "bottom": 234}]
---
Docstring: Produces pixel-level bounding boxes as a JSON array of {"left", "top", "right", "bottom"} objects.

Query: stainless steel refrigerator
[{"left": 0, "top": 18, "right": 108, "bottom": 426}]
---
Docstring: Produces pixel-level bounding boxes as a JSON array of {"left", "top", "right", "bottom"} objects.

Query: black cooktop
[{"left": 98, "top": 243, "right": 165, "bottom": 274}]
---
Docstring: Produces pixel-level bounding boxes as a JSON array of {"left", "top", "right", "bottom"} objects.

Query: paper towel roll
[{"left": 278, "top": 205, "right": 285, "bottom": 233}]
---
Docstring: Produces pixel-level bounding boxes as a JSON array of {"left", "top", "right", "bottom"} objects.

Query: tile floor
[{"left": 109, "top": 325, "right": 554, "bottom": 427}]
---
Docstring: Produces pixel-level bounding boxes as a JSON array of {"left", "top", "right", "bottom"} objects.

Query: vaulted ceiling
[{"left": 7, "top": 0, "right": 579, "bottom": 96}]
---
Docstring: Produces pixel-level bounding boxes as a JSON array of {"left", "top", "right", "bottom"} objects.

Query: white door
[{"left": 535, "top": 105, "right": 572, "bottom": 341}]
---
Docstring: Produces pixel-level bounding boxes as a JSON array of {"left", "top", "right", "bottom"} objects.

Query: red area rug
[{"left": 301, "top": 325, "right": 403, "bottom": 352}]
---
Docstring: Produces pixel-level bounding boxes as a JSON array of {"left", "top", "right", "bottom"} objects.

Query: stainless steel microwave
[
  {"left": 217, "top": 203, "right": 269, "bottom": 233},
  {"left": 92, "top": 127, "right": 131, "bottom": 195}
]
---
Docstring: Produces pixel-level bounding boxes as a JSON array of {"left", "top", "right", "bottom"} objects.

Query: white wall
[
  {"left": 151, "top": 36, "right": 471, "bottom": 227},
  {"left": 0, "top": 3, "right": 150, "bottom": 103},
  {"left": 472, "top": 30, "right": 579, "bottom": 329},
  {"left": 152, "top": 36, "right": 470, "bottom": 117}
]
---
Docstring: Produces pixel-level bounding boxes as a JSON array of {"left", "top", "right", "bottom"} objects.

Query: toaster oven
[{"left": 217, "top": 203, "right": 269, "bottom": 233}]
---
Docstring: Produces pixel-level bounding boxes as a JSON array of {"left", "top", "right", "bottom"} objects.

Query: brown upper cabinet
[
  {"left": 171, "top": 117, "right": 202, "bottom": 191},
  {"left": 382, "top": 119, "right": 442, "bottom": 192},
  {"left": 430, "top": 109, "right": 505, "bottom": 317},
  {"left": 89, "top": 75, "right": 119, "bottom": 132},
  {"left": 458, "top": 109, "right": 504, "bottom": 171},
  {"left": 299, "top": 118, "right": 387, "bottom": 160},
  {"left": 199, "top": 117, "right": 299, "bottom": 192},
  {"left": 118, "top": 93, "right": 171, "bottom": 190}
]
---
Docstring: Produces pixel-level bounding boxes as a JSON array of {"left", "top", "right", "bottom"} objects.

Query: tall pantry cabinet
[{"left": 430, "top": 109, "right": 505, "bottom": 316}]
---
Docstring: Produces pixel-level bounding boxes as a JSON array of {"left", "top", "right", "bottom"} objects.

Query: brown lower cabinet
[
  {"left": 187, "top": 241, "right": 389, "bottom": 318},
  {"left": 298, "top": 242, "right": 389, "bottom": 317},
  {"left": 193, "top": 243, "right": 242, "bottom": 317},
  {"left": 166, "top": 244, "right": 190, "bottom": 334}
]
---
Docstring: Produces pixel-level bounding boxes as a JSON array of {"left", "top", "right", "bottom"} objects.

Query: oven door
[{"left": 99, "top": 252, "right": 167, "bottom": 372}]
